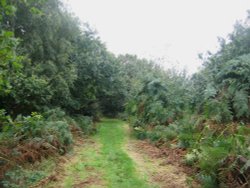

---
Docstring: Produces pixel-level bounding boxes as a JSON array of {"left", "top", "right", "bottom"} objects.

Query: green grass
[
  {"left": 62, "top": 144, "right": 105, "bottom": 188},
  {"left": 46, "top": 118, "right": 150, "bottom": 188},
  {"left": 97, "top": 118, "right": 149, "bottom": 188}
]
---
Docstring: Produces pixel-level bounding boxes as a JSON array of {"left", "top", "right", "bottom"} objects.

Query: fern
[
  {"left": 204, "top": 84, "right": 217, "bottom": 99},
  {"left": 233, "top": 89, "right": 249, "bottom": 118},
  {"left": 204, "top": 99, "right": 233, "bottom": 123}
]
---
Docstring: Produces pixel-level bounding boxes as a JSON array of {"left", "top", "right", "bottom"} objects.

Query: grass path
[
  {"left": 96, "top": 119, "right": 150, "bottom": 188},
  {"left": 44, "top": 119, "right": 151, "bottom": 188},
  {"left": 44, "top": 119, "right": 190, "bottom": 188}
]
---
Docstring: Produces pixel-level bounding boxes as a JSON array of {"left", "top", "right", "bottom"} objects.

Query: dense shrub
[
  {"left": 0, "top": 110, "right": 94, "bottom": 187},
  {"left": 2, "top": 166, "right": 47, "bottom": 188},
  {"left": 127, "top": 73, "right": 189, "bottom": 128},
  {"left": 131, "top": 114, "right": 250, "bottom": 187},
  {"left": 73, "top": 115, "right": 96, "bottom": 135}
]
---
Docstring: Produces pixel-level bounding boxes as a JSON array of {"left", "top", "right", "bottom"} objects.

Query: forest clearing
[{"left": 0, "top": 0, "right": 250, "bottom": 188}]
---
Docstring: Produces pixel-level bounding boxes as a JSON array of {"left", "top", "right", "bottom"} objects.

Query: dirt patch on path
[
  {"left": 125, "top": 125, "right": 199, "bottom": 188},
  {"left": 125, "top": 139, "right": 192, "bottom": 188}
]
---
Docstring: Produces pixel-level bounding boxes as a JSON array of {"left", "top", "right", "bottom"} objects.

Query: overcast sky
[{"left": 63, "top": 0, "right": 250, "bottom": 74}]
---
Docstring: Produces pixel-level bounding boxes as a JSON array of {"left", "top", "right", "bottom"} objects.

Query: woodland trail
[{"left": 43, "top": 119, "right": 191, "bottom": 188}]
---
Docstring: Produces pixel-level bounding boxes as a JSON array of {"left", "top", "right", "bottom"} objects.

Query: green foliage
[
  {"left": 0, "top": 111, "right": 74, "bottom": 148},
  {"left": 73, "top": 116, "right": 95, "bottom": 135},
  {"left": 46, "top": 121, "right": 73, "bottom": 146},
  {"left": 0, "top": 0, "right": 127, "bottom": 117},
  {"left": 204, "top": 99, "right": 233, "bottom": 123},
  {"left": 184, "top": 123, "right": 250, "bottom": 186},
  {"left": 198, "top": 174, "right": 218, "bottom": 188},
  {"left": 178, "top": 124, "right": 199, "bottom": 148},
  {"left": 132, "top": 112, "right": 250, "bottom": 186},
  {"left": 0, "top": 109, "right": 96, "bottom": 187},
  {"left": 146, "top": 124, "right": 178, "bottom": 143},
  {"left": 233, "top": 89, "right": 249, "bottom": 118},
  {"left": 199, "top": 146, "right": 228, "bottom": 174},
  {"left": 0, "top": 109, "right": 12, "bottom": 131},
  {"left": 43, "top": 108, "right": 66, "bottom": 121},
  {"left": 0, "top": 0, "right": 250, "bottom": 187},
  {"left": 128, "top": 71, "right": 189, "bottom": 128},
  {"left": 0, "top": 30, "right": 22, "bottom": 97},
  {"left": 2, "top": 158, "right": 56, "bottom": 188},
  {"left": 2, "top": 166, "right": 46, "bottom": 188},
  {"left": 133, "top": 127, "right": 148, "bottom": 140},
  {"left": 191, "top": 16, "right": 250, "bottom": 123}
]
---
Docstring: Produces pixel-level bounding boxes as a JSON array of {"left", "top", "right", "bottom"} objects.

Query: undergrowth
[
  {"left": 0, "top": 108, "right": 95, "bottom": 188},
  {"left": 130, "top": 116, "right": 250, "bottom": 187}
]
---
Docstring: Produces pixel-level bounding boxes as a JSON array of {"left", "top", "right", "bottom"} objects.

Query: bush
[
  {"left": 0, "top": 113, "right": 73, "bottom": 171},
  {"left": 182, "top": 122, "right": 250, "bottom": 187},
  {"left": 178, "top": 123, "right": 200, "bottom": 148},
  {"left": 0, "top": 111, "right": 95, "bottom": 185},
  {"left": 163, "top": 123, "right": 178, "bottom": 141},
  {"left": 43, "top": 108, "right": 66, "bottom": 121},
  {"left": 133, "top": 127, "right": 147, "bottom": 140},
  {"left": 46, "top": 121, "right": 73, "bottom": 147},
  {"left": 1, "top": 158, "right": 56, "bottom": 188},
  {"left": 131, "top": 113, "right": 250, "bottom": 187},
  {"left": 73, "top": 116, "right": 95, "bottom": 135},
  {"left": 2, "top": 166, "right": 46, "bottom": 188}
]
